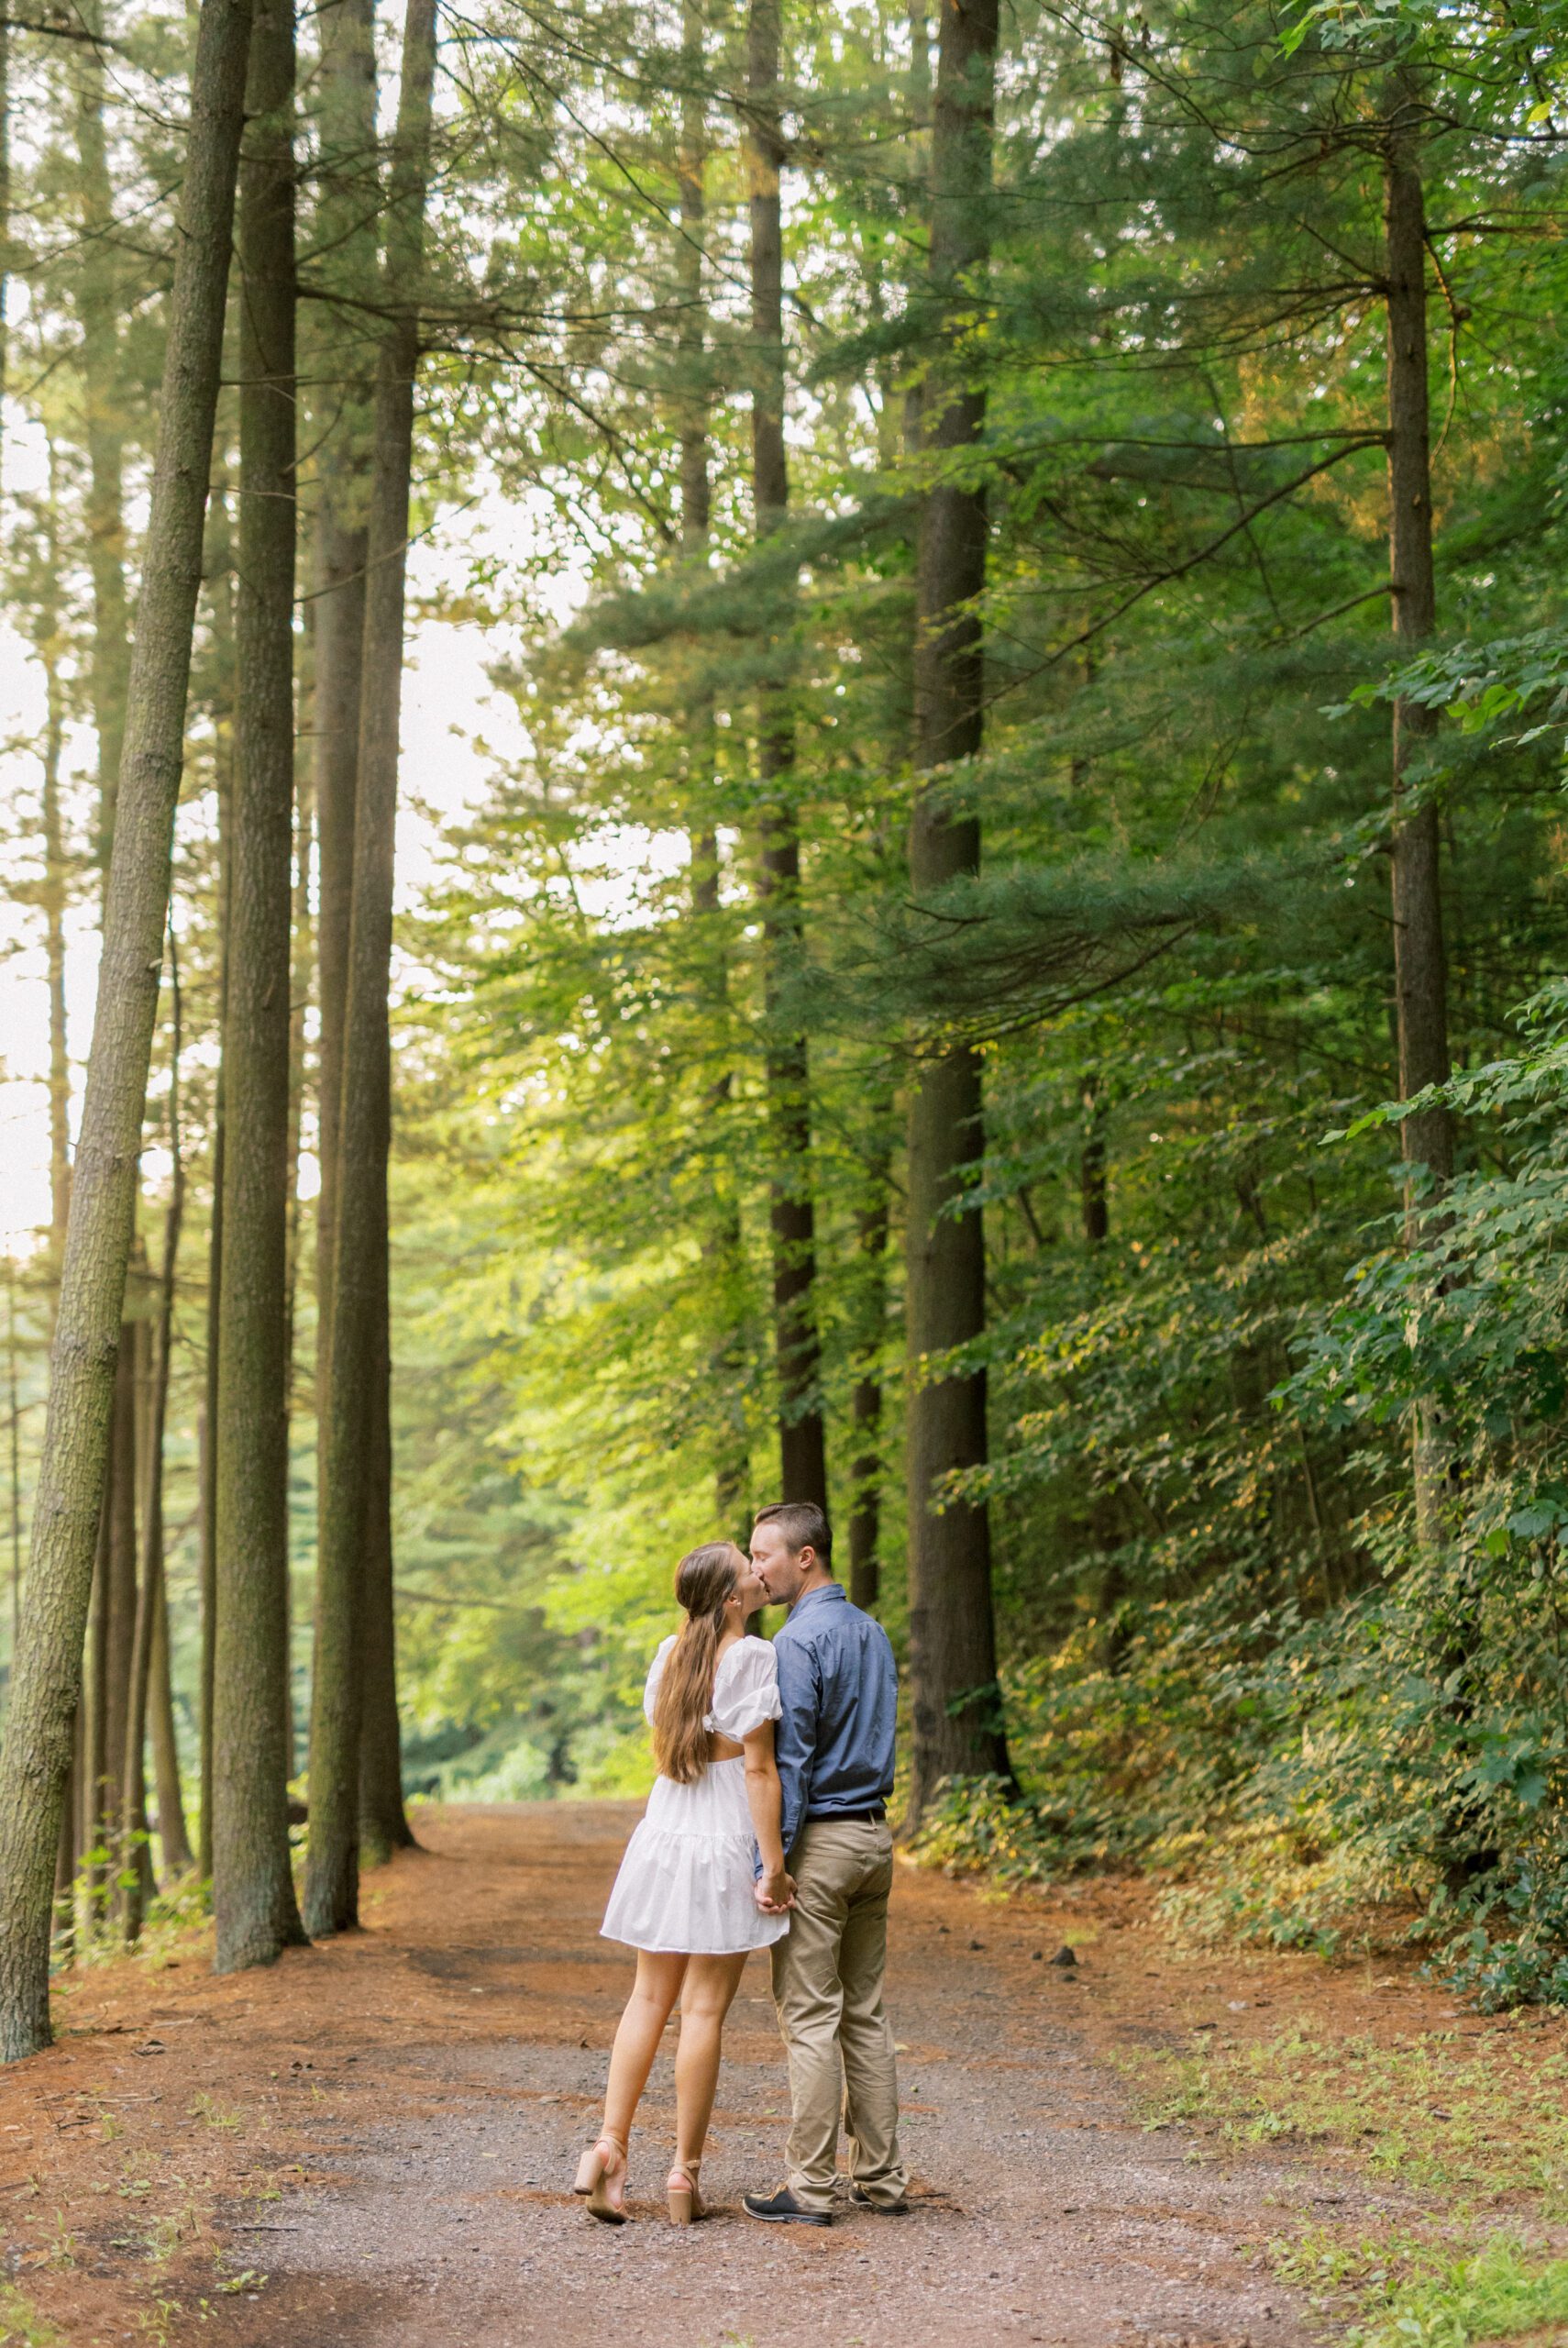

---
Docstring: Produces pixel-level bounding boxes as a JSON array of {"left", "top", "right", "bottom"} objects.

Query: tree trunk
[
  {"left": 903, "top": 0, "right": 1010, "bottom": 1821},
  {"left": 847, "top": 1148, "right": 892, "bottom": 1613},
  {"left": 1384, "top": 83, "right": 1455, "bottom": 1555},
  {"left": 304, "top": 0, "right": 410, "bottom": 1876},
  {"left": 1080, "top": 1078, "right": 1108, "bottom": 1246},
  {"left": 745, "top": 0, "right": 826, "bottom": 1515},
  {"left": 25, "top": 534, "right": 73, "bottom": 1919},
  {"left": 119, "top": 941, "right": 187, "bottom": 1944},
  {"left": 357, "top": 1269, "right": 410, "bottom": 1863},
  {"left": 311, "top": 0, "right": 376, "bottom": 1393},
  {"left": 348, "top": 19, "right": 418, "bottom": 1876},
  {"left": 148, "top": 1566, "right": 192, "bottom": 1877},
  {"left": 39, "top": 473, "right": 72, "bottom": 1277},
  {"left": 199, "top": 506, "right": 237, "bottom": 1886},
  {"left": 305, "top": 0, "right": 436, "bottom": 1937},
  {"left": 213, "top": 0, "right": 310, "bottom": 1974},
  {"left": 52, "top": 1705, "right": 77, "bottom": 1953},
  {"left": 119, "top": 1399, "right": 155, "bottom": 1946},
  {"left": 103, "top": 1320, "right": 139, "bottom": 1876},
  {"left": 311, "top": 511, "right": 366, "bottom": 1380},
  {"left": 83, "top": 1504, "right": 108, "bottom": 1926},
  {"left": 0, "top": 0, "right": 252, "bottom": 2061},
  {"left": 1386, "top": 101, "right": 1451, "bottom": 1198},
  {"left": 678, "top": 18, "right": 748, "bottom": 1530},
  {"left": 284, "top": 766, "right": 313, "bottom": 1414},
  {"left": 196, "top": 1392, "right": 216, "bottom": 1878},
  {"left": 280, "top": 762, "right": 313, "bottom": 1778},
  {"left": 73, "top": 1, "right": 133, "bottom": 881},
  {"left": 693, "top": 842, "right": 751, "bottom": 1535},
  {"left": 691, "top": 822, "right": 749, "bottom": 1533}
]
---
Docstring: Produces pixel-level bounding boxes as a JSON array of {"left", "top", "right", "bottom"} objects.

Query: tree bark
[
  {"left": 678, "top": 13, "right": 748, "bottom": 1529},
  {"left": 356, "top": 1268, "right": 410, "bottom": 1863},
  {"left": 1080, "top": 1078, "right": 1108, "bottom": 1246},
  {"left": 1384, "top": 83, "right": 1454, "bottom": 1556},
  {"left": 279, "top": 762, "right": 313, "bottom": 1778},
  {"left": 0, "top": 0, "right": 252, "bottom": 2061},
  {"left": 38, "top": 469, "right": 72, "bottom": 1279},
  {"left": 692, "top": 830, "right": 750, "bottom": 1534},
  {"left": 196, "top": 1389, "right": 216, "bottom": 1877},
  {"left": 745, "top": 0, "right": 826, "bottom": 1515},
  {"left": 303, "top": 0, "right": 409, "bottom": 1875},
  {"left": 311, "top": 511, "right": 366, "bottom": 1377},
  {"left": 348, "top": 35, "right": 416, "bottom": 1877},
  {"left": 116, "top": 1420, "right": 153, "bottom": 1942},
  {"left": 903, "top": 0, "right": 1010, "bottom": 1821},
  {"left": 283, "top": 765, "right": 313, "bottom": 1418},
  {"left": 311, "top": 0, "right": 376, "bottom": 1393},
  {"left": 1385, "top": 94, "right": 1451, "bottom": 1198},
  {"left": 305, "top": 0, "right": 436, "bottom": 1936},
  {"left": 52, "top": 1702, "right": 78, "bottom": 1953},
  {"left": 119, "top": 939, "right": 187, "bottom": 1942},
  {"left": 847, "top": 1147, "right": 892, "bottom": 1613},
  {"left": 149, "top": 1560, "right": 193, "bottom": 1875},
  {"left": 212, "top": 0, "right": 310, "bottom": 1974},
  {"left": 198, "top": 490, "right": 236, "bottom": 1884},
  {"left": 73, "top": 0, "right": 133, "bottom": 881},
  {"left": 102, "top": 1319, "right": 138, "bottom": 1877},
  {"left": 83, "top": 1502, "right": 108, "bottom": 1925}
]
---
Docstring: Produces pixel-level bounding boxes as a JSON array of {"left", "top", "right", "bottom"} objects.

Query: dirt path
[{"left": 1, "top": 1804, "right": 1383, "bottom": 2347}]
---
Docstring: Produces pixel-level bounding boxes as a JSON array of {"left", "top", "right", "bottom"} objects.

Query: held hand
[{"left": 755, "top": 1867, "right": 796, "bottom": 1913}]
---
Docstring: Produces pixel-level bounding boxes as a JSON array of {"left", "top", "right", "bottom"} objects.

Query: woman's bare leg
[
  {"left": 673, "top": 1953, "right": 748, "bottom": 2172},
  {"left": 602, "top": 1951, "right": 688, "bottom": 2151}
]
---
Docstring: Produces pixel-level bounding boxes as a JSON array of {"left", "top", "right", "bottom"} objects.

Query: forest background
[{"left": 0, "top": 0, "right": 1566, "bottom": 2044}]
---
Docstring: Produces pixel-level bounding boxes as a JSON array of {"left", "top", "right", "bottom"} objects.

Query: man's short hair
[{"left": 755, "top": 1500, "right": 833, "bottom": 1568}]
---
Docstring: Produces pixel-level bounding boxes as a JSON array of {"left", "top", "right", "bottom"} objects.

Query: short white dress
[{"left": 600, "top": 1634, "right": 791, "bottom": 1955}]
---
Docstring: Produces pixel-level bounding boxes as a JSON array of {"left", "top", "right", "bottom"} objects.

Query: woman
[{"left": 574, "top": 1542, "right": 793, "bottom": 2226}]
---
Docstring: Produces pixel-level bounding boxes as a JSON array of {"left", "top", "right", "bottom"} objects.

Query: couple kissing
[{"left": 573, "top": 1501, "right": 910, "bottom": 2227}]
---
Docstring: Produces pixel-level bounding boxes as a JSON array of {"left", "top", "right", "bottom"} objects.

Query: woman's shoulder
[
  {"left": 649, "top": 1633, "right": 679, "bottom": 1665},
  {"left": 716, "top": 1633, "right": 778, "bottom": 1678}
]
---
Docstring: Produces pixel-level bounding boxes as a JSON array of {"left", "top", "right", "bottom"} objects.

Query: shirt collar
[{"left": 789, "top": 1580, "right": 845, "bottom": 1618}]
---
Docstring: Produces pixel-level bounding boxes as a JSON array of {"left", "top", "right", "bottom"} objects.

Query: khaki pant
[{"left": 770, "top": 1818, "right": 908, "bottom": 2211}]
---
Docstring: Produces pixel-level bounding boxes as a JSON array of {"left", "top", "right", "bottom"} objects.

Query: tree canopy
[{"left": 1, "top": 0, "right": 1567, "bottom": 2046}]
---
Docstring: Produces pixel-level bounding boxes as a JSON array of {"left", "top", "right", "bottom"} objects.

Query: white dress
[{"left": 600, "top": 1634, "right": 790, "bottom": 1955}]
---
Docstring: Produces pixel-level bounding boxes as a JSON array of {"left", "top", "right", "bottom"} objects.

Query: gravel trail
[{"left": 190, "top": 1801, "right": 1352, "bottom": 2348}]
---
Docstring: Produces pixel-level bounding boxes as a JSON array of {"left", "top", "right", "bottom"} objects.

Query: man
[{"left": 743, "top": 1501, "right": 910, "bottom": 2225}]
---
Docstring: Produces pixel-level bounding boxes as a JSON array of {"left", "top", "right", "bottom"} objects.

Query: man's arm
[{"left": 772, "top": 1632, "right": 821, "bottom": 1858}]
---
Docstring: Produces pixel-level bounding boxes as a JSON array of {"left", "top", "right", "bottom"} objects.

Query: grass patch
[
  {"left": 1120, "top": 2022, "right": 1568, "bottom": 2347},
  {"left": 0, "top": 2287, "right": 65, "bottom": 2347},
  {"left": 1279, "top": 2232, "right": 1568, "bottom": 2348},
  {"left": 1119, "top": 2020, "right": 1568, "bottom": 2205}
]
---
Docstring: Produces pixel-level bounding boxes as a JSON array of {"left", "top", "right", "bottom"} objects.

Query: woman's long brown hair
[{"left": 652, "top": 1543, "right": 744, "bottom": 1785}]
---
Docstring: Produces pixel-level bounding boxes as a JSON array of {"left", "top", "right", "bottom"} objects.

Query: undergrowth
[
  {"left": 1119, "top": 2018, "right": 1568, "bottom": 2204},
  {"left": 48, "top": 1871, "right": 212, "bottom": 1982},
  {"left": 1117, "top": 2015, "right": 1568, "bottom": 2348},
  {"left": 913, "top": 1755, "right": 1568, "bottom": 2011},
  {"left": 1280, "top": 2232, "right": 1568, "bottom": 2348},
  {"left": 0, "top": 2287, "right": 64, "bottom": 2348}
]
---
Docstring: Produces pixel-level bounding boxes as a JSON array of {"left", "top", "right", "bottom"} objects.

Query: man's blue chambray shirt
[{"left": 773, "top": 1581, "right": 898, "bottom": 1857}]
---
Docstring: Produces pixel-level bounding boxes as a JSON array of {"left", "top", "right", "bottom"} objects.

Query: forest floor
[{"left": 3, "top": 1803, "right": 1567, "bottom": 2348}]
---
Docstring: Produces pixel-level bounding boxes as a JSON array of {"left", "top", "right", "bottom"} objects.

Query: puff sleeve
[
  {"left": 643, "top": 1634, "right": 678, "bottom": 1725},
  {"left": 709, "top": 1636, "right": 784, "bottom": 1741}
]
